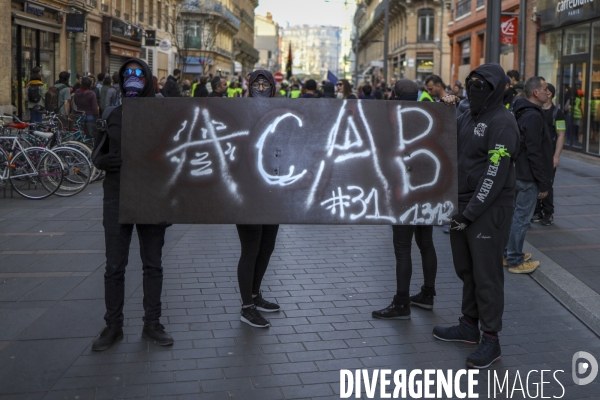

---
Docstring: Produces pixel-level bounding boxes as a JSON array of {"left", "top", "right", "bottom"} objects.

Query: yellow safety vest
[
  {"left": 290, "top": 90, "right": 301, "bottom": 99},
  {"left": 418, "top": 91, "right": 434, "bottom": 102}
]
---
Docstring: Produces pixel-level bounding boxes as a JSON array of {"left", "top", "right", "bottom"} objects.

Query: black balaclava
[
  {"left": 467, "top": 72, "right": 493, "bottom": 118},
  {"left": 248, "top": 70, "right": 276, "bottom": 98}
]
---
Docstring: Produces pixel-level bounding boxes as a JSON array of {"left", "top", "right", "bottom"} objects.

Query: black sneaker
[
  {"left": 531, "top": 213, "right": 543, "bottom": 223},
  {"left": 142, "top": 323, "right": 174, "bottom": 346},
  {"left": 410, "top": 290, "right": 434, "bottom": 310},
  {"left": 466, "top": 333, "right": 501, "bottom": 369},
  {"left": 372, "top": 296, "right": 410, "bottom": 319},
  {"left": 241, "top": 305, "right": 270, "bottom": 328},
  {"left": 253, "top": 291, "right": 280, "bottom": 313},
  {"left": 433, "top": 317, "right": 480, "bottom": 344},
  {"left": 540, "top": 214, "right": 554, "bottom": 226},
  {"left": 92, "top": 325, "right": 123, "bottom": 351}
]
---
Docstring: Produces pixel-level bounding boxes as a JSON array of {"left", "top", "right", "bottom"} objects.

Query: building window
[
  {"left": 456, "top": 0, "right": 471, "bottom": 18},
  {"left": 417, "top": 9, "right": 434, "bottom": 43}
]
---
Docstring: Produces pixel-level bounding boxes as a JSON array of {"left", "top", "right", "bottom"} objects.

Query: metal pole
[
  {"left": 354, "top": 21, "right": 359, "bottom": 88},
  {"left": 383, "top": 0, "right": 389, "bottom": 83},
  {"left": 70, "top": 33, "right": 77, "bottom": 86},
  {"left": 518, "top": 0, "right": 526, "bottom": 75},
  {"left": 485, "top": 0, "right": 501, "bottom": 63}
]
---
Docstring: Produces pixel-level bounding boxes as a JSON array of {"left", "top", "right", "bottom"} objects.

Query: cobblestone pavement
[{"left": 1, "top": 155, "right": 600, "bottom": 399}]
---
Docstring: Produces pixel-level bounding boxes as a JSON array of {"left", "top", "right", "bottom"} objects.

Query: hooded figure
[
  {"left": 321, "top": 82, "right": 336, "bottom": 98},
  {"left": 235, "top": 70, "right": 281, "bottom": 330},
  {"left": 247, "top": 70, "right": 276, "bottom": 98},
  {"left": 92, "top": 58, "right": 173, "bottom": 353},
  {"left": 432, "top": 63, "right": 520, "bottom": 369}
]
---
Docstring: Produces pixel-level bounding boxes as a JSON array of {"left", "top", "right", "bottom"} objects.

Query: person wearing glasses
[
  {"left": 92, "top": 58, "right": 173, "bottom": 351},
  {"left": 236, "top": 70, "right": 280, "bottom": 328},
  {"left": 432, "top": 64, "right": 519, "bottom": 369},
  {"left": 335, "top": 79, "right": 357, "bottom": 99}
]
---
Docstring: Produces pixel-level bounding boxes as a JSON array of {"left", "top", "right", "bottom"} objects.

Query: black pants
[
  {"left": 392, "top": 225, "right": 437, "bottom": 301},
  {"left": 535, "top": 167, "right": 557, "bottom": 216},
  {"left": 236, "top": 224, "right": 279, "bottom": 306},
  {"left": 103, "top": 198, "right": 167, "bottom": 327},
  {"left": 450, "top": 204, "right": 513, "bottom": 333}
]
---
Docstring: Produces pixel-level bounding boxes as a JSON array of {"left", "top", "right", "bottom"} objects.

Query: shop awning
[{"left": 12, "top": 12, "right": 62, "bottom": 34}]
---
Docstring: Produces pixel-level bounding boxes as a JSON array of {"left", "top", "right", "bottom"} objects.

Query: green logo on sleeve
[{"left": 488, "top": 148, "right": 511, "bottom": 166}]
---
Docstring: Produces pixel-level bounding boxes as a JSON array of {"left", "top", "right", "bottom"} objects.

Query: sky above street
[{"left": 255, "top": 0, "right": 355, "bottom": 28}]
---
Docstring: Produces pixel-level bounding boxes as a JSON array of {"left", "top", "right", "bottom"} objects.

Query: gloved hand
[
  {"left": 95, "top": 153, "right": 122, "bottom": 172},
  {"left": 450, "top": 213, "right": 472, "bottom": 231}
]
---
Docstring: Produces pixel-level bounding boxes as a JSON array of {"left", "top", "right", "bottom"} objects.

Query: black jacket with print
[{"left": 456, "top": 63, "right": 520, "bottom": 222}]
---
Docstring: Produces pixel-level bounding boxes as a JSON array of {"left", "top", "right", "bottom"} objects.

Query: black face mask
[
  {"left": 251, "top": 87, "right": 272, "bottom": 98},
  {"left": 467, "top": 78, "right": 493, "bottom": 118}
]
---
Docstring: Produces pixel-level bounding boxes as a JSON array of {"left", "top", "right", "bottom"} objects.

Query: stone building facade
[
  {"left": 254, "top": 12, "right": 281, "bottom": 74},
  {"left": 355, "top": 0, "right": 451, "bottom": 86}
]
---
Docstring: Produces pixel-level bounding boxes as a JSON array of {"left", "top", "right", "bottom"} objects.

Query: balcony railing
[
  {"left": 115, "top": 9, "right": 121, "bottom": 17},
  {"left": 124, "top": 13, "right": 129, "bottom": 20},
  {"left": 418, "top": 34, "right": 434, "bottom": 43},
  {"left": 182, "top": 0, "right": 241, "bottom": 30},
  {"left": 101, "top": 3, "right": 108, "bottom": 12},
  {"left": 216, "top": 46, "right": 233, "bottom": 58},
  {"left": 456, "top": 0, "right": 471, "bottom": 18},
  {"left": 138, "top": 12, "right": 144, "bottom": 22},
  {"left": 235, "top": 38, "right": 259, "bottom": 60},
  {"left": 241, "top": 9, "right": 254, "bottom": 28}
]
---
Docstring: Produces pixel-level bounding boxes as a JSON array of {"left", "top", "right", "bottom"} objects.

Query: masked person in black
[
  {"left": 236, "top": 70, "right": 280, "bottom": 328},
  {"left": 433, "top": 63, "right": 519, "bottom": 369},
  {"left": 372, "top": 80, "right": 438, "bottom": 320},
  {"left": 92, "top": 58, "right": 173, "bottom": 351}
]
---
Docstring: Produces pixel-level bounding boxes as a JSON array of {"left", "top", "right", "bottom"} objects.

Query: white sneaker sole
[
  {"left": 240, "top": 316, "right": 270, "bottom": 328},
  {"left": 255, "top": 306, "right": 280, "bottom": 313},
  {"left": 467, "top": 355, "right": 501, "bottom": 369},
  {"left": 433, "top": 334, "right": 479, "bottom": 345}
]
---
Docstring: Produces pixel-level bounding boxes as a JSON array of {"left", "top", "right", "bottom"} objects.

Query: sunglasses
[
  {"left": 252, "top": 80, "right": 271, "bottom": 89},
  {"left": 336, "top": 83, "right": 343, "bottom": 86},
  {"left": 122, "top": 68, "right": 145, "bottom": 78},
  {"left": 466, "top": 78, "right": 492, "bottom": 91}
]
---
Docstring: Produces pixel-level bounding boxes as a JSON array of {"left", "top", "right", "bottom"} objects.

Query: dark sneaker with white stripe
[
  {"left": 466, "top": 333, "right": 501, "bottom": 369},
  {"left": 531, "top": 213, "right": 543, "bottom": 223},
  {"left": 410, "top": 290, "right": 434, "bottom": 310},
  {"left": 253, "top": 292, "right": 280, "bottom": 312},
  {"left": 92, "top": 325, "right": 123, "bottom": 351},
  {"left": 433, "top": 317, "right": 480, "bottom": 344},
  {"left": 372, "top": 296, "right": 410, "bottom": 319},
  {"left": 540, "top": 214, "right": 554, "bottom": 226},
  {"left": 241, "top": 305, "right": 270, "bottom": 328}
]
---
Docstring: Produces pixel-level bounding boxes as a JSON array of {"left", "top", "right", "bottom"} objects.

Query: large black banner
[{"left": 120, "top": 98, "right": 457, "bottom": 225}]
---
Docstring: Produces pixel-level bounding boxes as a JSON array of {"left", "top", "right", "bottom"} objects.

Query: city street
[{"left": 1, "top": 153, "right": 600, "bottom": 399}]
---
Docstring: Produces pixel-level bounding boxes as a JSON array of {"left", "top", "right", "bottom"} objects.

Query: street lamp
[{"left": 383, "top": 0, "right": 389, "bottom": 84}]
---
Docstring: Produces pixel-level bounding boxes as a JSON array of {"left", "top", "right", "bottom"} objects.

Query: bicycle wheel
[
  {"left": 0, "top": 147, "right": 8, "bottom": 189},
  {"left": 62, "top": 141, "right": 101, "bottom": 182},
  {"left": 9, "top": 147, "right": 63, "bottom": 199},
  {"left": 51, "top": 147, "right": 92, "bottom": 197}
]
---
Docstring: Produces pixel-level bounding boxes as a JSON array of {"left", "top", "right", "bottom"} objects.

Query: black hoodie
[
  {"left": 103, "top": 58, "right": 155, "bottom": 198},
  {"left": 511, "top": 96, "right": 553, "bottom": 192},
  {"left": 456, "top": 63, "right": 520, "bottom": 222},
  {"left": 248, "top": 70, "right": 276, "bottom": 98},
  {"left": 161, "top": 75, "right": 181, "bottom": 98}
]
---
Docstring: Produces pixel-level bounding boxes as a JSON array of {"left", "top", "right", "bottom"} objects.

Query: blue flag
[{"left": 327, "top": 70, "right": 338, "bottom": 85}]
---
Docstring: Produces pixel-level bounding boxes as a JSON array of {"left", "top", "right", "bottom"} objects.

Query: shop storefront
[
  {"left": 102, "top": 16, "right": 142, "bottom": 75},
  {"left": 537, "top": 0, "right": 600, "bottom": 155},
  {"left": 11, "top": 1, "right": 62, "bottom": 118}
]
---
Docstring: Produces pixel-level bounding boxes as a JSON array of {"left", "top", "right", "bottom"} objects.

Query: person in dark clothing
[
  {"left": 92, "top": 58, "right": 173, "bottom": 352},
  {"left": 237, "top": 70, "right": 280, "bottom": 329},
  {"left": 372, "top": 79, "right": 438, "bottom": 320},
  {"left": 433, "top": 63, "right": 520, "bottom": 369},
  {"left": 161, "top": 68, "right": 182, "bottom": 97},
  {"left": 74, "top": 77, "right": 99, "bottom": 139},
  {"left": 208, "top": 76, "right": 227, "bottom": 98},
  {"left": 321, "top": 82, "right": 336, "bottom": 98},
  {"left": 503, "top": 75, "right": 516, "bottom": 109},
  {"left": 193, "top": 76, "right": 209, "bottom": 97},
  {"left": 360, "top": 84, "right": 374, "bottom": 99},
  {"left": 532, "top": 83, "right": 565, "bottom": 226},
  {"left": 301, "top": 79, "right": 318, "bottom": 98},
  {"left": 505, "top": 77, "right": 554, "bottom": 274}
]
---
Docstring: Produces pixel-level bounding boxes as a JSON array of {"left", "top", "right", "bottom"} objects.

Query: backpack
[
  {"left": 27, "top": 85, "right": 42, "bottom": 103},
  {"left": 92, "top": 106, "right": 117, "bottom": 169},
  {"left": 45, "top": 84, "right": 66, "bottom": 113}
]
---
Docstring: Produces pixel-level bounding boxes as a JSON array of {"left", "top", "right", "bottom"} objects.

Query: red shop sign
[{"left": 501, "top": 16, "right": 518, "bottom": 45}]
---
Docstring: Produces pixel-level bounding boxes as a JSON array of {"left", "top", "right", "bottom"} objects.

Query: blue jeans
[
  {"left": 506, "top": 180, "right": 539, "bottom": 266},
  {"left": 29, "top": 107, "right": 43, "bottom": 124}
]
